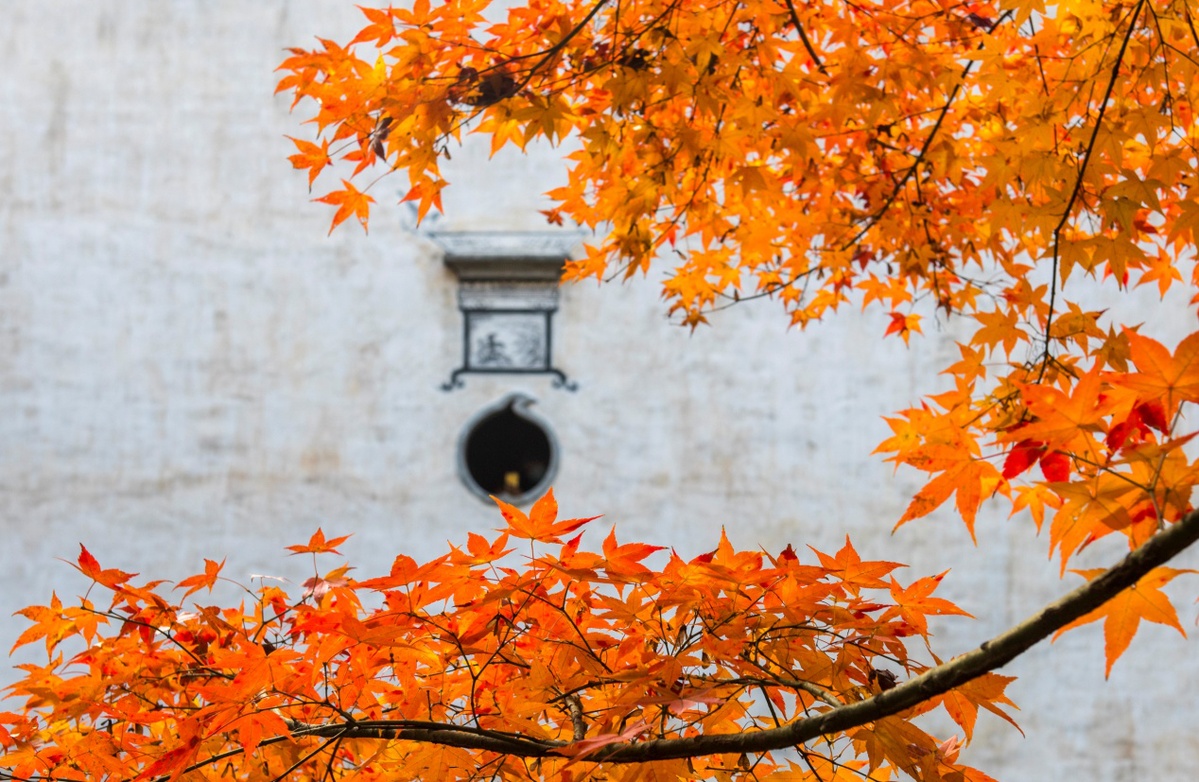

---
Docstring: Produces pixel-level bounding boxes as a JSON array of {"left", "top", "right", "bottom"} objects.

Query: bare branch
[{"left": 565, "top": 694, "right": 587, "bottom": 741}]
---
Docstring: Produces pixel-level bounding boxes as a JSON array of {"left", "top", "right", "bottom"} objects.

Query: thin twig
[
  {"left": 783, "top": 0, "right": 828, "bottom": 75},
  {"left": 1041, "top": 0, "right": 1146, "bottom": 376}
]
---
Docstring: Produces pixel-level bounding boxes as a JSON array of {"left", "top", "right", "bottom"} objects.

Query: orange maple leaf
[
  {"left": 1054, "top": 567, "right": 1194, "bottom": 676},
  {"left": 884, "top": 311, "right": 923, "bottom": 344},
  {"left": 888, "top": 571, "right": 972, "bottom": 637},
  {"left": 400, "top": 178, "right": 448, "bottom": 224},
  {"left": 938, "top": 672, "right": 1021, "bottom": 742},
  {"left": 601, "top": 527, "right": 666, "bottom": 581},
  {"left": 286, "top": 528, "right": 351, "bottom": 556},
  {"left": 1015, "top": 369, "right": 1108, "bottom": 448},
  {"left": 1118, "top": 330, "right": 1199, "bottom": 415},
  {"left": 285, "top": 136, "right": 331, "bottom": 188},
  {"left": 175, "top": 558, "right": 225, "bottom": 600},
  {"left": 315, "top": 180, "right": 375, "bottom": 234},
  {"left": 894, "top": 460, "right": 999, "bottom": 541},
  {"left": 810, "top": 536, "right": 903, "bottom": 592},
  {"left": 493, "top": 489, "right": 599, "bottom": 543},
  {"left": 349, "top": 6, "right": 399, "bottom": 47},
  {"left": 69, "top": 545, "right": 136, "bottom": 590}
]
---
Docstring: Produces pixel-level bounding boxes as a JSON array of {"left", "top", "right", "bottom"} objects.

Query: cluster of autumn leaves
[
  {"left": 275, "top": 0, "right": 1199, "bottom": 584},
  {"left": 879, "top": 329, "right": 1199, "bottom": 676},
  {"left": 3, "top": 494, "right": 1017, "bottom": 782},
  {"left": 3, "top": 0, "right": 1199, "bottom": 780},
  {"left": 277, "top": 0, "right": 1199, "bottom": 321},
  {"left": 882, "top": 331, "right": 1199, "bottom": 557}
]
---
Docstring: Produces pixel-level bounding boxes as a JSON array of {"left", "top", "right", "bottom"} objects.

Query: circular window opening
[{"left": 458, "top": 393, "right": 559, "bottom": 505}]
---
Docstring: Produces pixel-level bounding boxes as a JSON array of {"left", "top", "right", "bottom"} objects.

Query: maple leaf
[
  {"left": 1038, "top": 450, "right": 1071, "bottom": 483},
  {"left": 810, "top": 536, "right": 903, "bottom": 592},
  {"left": 175, "top": 558, "right": 225, "bottom": 600},
  {"left": 1009, "top": 484, "right": 1062, "bottom": 532},
  {"left": 1137, "top": 249, "right": 1183, "bottom": 296},
  {"left": 601, "top": 527, "right": 666, "bottom": 581},
  {"left": 493, "top": 489, "right": 598, "bottom": 543},
  {"left": 1054, "top": 567, "right": 1194, "bottom": 676},
  {"left": 285, "top": 136, "right": 331, "bottom": 188},
  {"left": 10, "top": 593, "right": 76, "bottom": 654},
  {"left": 894, "top": 460, "right": 999, "bottom": 541},
  {"left": 69, "top": 545, "right": 136, "bottom": 590},
  {"left": 884, "top": 311, "right": 922, "bottom": 345},
  {"left": 888, "top": 571, "right": 972, "bottom": 637},
  {"left": 314, "top": 180, "right": 375, "bottom": 234},
  {"left": 1118, "top": 331, "right": 1199, "bottom": 414},
  {"left": 449, "top": 531, "right": 514, "bottom": 566},
  {"left": 938, "top": 672, "right": 1021, "bottom": 742},
  {"left": 1014, "top": 369, "right": 1108, "bottom": 448},
  {"left": 400, "top": 177, "right": 448, "bottom": 223},
  {"left": 971, "top": 308, "right": 1024, "bottom": 354},
  {"left": 285, "top": 528, "right": 351, "bottom": 555},
  {"left": 135, "top": 732, "right": 202, "bottom": 782},
  {"left": 1001, "top": 439, "right": 1046, "bottom": 479},
  {"left": 349, "top": 6, "right": 398, "bottom": 47}
]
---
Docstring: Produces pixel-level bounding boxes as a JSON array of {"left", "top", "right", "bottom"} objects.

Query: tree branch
[
  {"left": 288, "top": 507, "right": 1199, "bottom": 763},
  {"left": 288, "top": 719, "right": 561, "bottom": 756},
  {"left": 783, "top": 0, "right": 828, "bottom": 75},
  {"left": 842, "top": 9, "right": 1015, "bottom": 252},
  {"left": 565, "top": 694, "right": 587, "bottom": 741},
  {"left": 1042, "top": 0, "right": 1146, "bottom": 371}
]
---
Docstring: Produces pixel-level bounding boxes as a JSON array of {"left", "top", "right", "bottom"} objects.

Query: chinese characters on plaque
[
  {"left": 468, "top": 312, "right": 549, "bottom": 371},
  {"left": 433, "top": 231, "right": 580, "bottom": 391}
]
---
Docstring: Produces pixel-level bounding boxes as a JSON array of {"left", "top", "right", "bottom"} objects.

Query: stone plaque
[
  {"left": 466, "top": 312, "right": 550, "bottom": 371},
  {"left": 433, "top": 231, "right": 580, "bottom": 391}
]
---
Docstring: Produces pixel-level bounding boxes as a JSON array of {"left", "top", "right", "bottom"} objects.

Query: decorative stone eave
[
  {"left": 429, "top": 230, "right": 583, "bottom": 282},
  {"left": 429, "top": 230, "right": 581, "bottom": 391}
]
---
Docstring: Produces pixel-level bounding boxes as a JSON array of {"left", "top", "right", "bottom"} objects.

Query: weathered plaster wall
[{"left": 1, "top": 4, "right": 1196, "bottom": 779}]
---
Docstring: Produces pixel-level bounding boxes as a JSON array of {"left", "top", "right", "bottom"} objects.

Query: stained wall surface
[{"left": 1, "top": 4, "right": 1196, "bottom": 780}]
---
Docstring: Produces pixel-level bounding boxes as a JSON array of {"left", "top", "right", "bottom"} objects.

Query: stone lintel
[{"left": 430, "top": 230, "right": 583, "bottom": 282}]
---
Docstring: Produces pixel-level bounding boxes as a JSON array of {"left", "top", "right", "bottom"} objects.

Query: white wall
[{"left": 1, "top": 4, "right": 1196, "bottom": 779}]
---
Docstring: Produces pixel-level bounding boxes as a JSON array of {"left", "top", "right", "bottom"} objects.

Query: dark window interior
[{"left": 463, "top": 403, "right": 551, "bottom": 498}]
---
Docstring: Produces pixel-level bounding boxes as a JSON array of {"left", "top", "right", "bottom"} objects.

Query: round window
[{"left": 457, "top": 393, "right": 559, "bottom": 505}]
